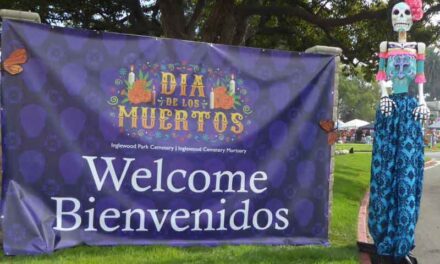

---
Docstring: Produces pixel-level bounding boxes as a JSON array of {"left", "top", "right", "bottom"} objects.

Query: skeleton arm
[
  {"left": 377, "top": 41, "right": 395, "bottom": 116},
  {"left": 416, "top": 42, "right": 426, "bottom": 105},
  {"left": 413, "top": 42, "right": 430, "bottom": 121},
  {"left": 378, "top": 41, "right": 389, "bottom": 97}
]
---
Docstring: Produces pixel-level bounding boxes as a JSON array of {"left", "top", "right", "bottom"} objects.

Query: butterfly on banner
[
  {"left": 2, "top": 48, "right": 28, "bottom": 75},
  {"left": 319, "top": 120, "right": 338, "bottom": 145}
]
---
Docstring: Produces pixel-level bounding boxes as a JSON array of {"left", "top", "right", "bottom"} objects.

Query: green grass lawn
[
  {"left": 0, "top": 154, "right": 372, "bottom": 264},
  {"left": 337, "top": 143, "right": 440, "bottom": 154},
  {"left": 336, "top": 143, "right": 372, "bottom": 152},
  {"left": 426, "top": 143, "right": 440, "bottom": 152}
]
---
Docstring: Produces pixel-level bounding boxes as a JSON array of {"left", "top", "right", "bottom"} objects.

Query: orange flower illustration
[
  {"left": 214, "top": 86, "right": 228, "bottom": 96},
  {"left": 213, "top": 86, "right": 234, "bottom": 110},
  {"left": 224, "top": 95, "right": 234, "bottom": 109},
  {"left": 128, "top": 80, "right": 152, "bottom": 104}
]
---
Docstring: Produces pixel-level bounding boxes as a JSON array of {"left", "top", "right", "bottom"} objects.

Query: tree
[
  {"left": 425, "top": 47, "right": 440, "bottom": 101},
  {"left": 2, "top": 0, "right": 440, "bottom": 75},
  {"left": 338, "top": 68, "right": 380, "bottom": 122}
]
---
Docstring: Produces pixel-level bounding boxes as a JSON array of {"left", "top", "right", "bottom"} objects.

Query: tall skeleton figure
[{"left": 368, "top": 0, "right": 429, "bottom": 263}]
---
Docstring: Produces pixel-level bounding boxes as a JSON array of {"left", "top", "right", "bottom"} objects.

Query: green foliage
[
  {"left": 124, "top": 80, "right": 133, "bottom": 90},
  {"left": 425, "top": 47, "right": 440, "bottom": 101},
  {"left": 338, "top": 69, "right": 380, "bottom": 122},
  {"left": 2, "top": 0, "right": 440, "bottom": 75},
  {"left": 0, "top": 154, "right": 372, "bottom": 264}
]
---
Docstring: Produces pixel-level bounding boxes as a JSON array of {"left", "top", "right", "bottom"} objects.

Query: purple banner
[{"left": 1, "top": 20, "right": 335, "bottom": 255}]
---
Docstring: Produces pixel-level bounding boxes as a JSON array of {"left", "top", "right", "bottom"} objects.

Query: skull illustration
[{"left": 392, "top": 2, "right": 413, "bottom": 32}]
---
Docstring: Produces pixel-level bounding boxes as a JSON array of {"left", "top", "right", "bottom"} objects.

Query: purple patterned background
[{"left": 1, "top": 20, "right": 335, "bottom": 255}]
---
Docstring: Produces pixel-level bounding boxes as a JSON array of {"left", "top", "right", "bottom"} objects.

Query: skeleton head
[{"left": 392, "top": 2, "right": 413, "bottom": 32}]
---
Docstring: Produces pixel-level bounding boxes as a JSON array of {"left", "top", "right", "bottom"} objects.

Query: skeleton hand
[
  {"left": 413, "top": 103, "right": 430, "bottom": 122},
  {"left": 380, "top": 96, "right": 396, "bottom": 117}
]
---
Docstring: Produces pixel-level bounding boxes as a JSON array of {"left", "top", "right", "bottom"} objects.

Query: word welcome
[{"left": 51, "top": 157, "right": 290, "bottom": 233}]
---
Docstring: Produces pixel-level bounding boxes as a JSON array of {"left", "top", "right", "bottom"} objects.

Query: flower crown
[{"left": 405, "top": 0, "right": 423, "bottom": 21}]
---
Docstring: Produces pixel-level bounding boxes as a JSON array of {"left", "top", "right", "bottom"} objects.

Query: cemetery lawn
[
  {"left": 0, "top": 154, "right": 371, "bottom": 264},
  {"left": 336, "top": 143, "right": 372, "bottom": 152},
  {"left": 336, "top": 143, "right": 440, "bottom": 153}
]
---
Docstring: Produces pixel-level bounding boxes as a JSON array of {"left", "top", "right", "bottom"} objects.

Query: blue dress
[{"left": 368, "top": 43, "right": 425, "bottom": 259}]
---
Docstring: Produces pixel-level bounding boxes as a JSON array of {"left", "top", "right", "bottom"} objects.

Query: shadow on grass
[
  {"left": 335, "top": 163, "right": 368, "bottom": 177},
  {"left": 225, "top": 245, "right": 358, "bottom": 264},
  {"left": 1, "top": 244, "right": 359, "bottom": 264},
  {"left": 333, "top": 175, "right": 368, "bottom": 203}
]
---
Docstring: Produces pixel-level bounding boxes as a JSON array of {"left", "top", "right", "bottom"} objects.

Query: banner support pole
[
  {"left": 0, "top": 9, "right": 40, "bottom": 244},
  {"left": 0, "top": 9, "right": 41, "bottom": 23},
  {"left": 305, "top": 45, "right": 342, "bottom": 239}
]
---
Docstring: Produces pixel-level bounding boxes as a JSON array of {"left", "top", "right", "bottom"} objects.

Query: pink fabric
[
  {"left": 376, "top": 71, "right": 387, "bottom": 81},
  {"left": 416, "top": 54, "right": 425, "bottom": 60},
  {"left": 379, "top": 52, "right": 388, "bottom": 59},
  {"left": 405, "top": 0, "right": 424, "bottom": 21},
  {"left": 387, "top": 50, "right": 416, "bottom": 57},
  {"left": 415, "top": 74, "right": 426, "bottom": 84}
]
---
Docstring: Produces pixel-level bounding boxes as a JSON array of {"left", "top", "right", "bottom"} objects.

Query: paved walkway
[
  {"left": 414, "top": 152, "right": 440, "bottom": 263},
  {"left": 425, "top": 151, "right": 440, "bottom": 159}
]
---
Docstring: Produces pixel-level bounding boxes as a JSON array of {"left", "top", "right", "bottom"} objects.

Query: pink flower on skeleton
[{"left": 405, "top": 0, "right": 423, "bottom": 21}]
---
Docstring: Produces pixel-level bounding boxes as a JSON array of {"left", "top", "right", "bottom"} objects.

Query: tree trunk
[
  {"left": 158, "top": 0, "right": 188, "bottom": 39},
  {"left": 232, "top": 15, "right": 250, "bottom": 45},
  {"left": 201, "top": 0, "right": 237, "bottom": 44}
]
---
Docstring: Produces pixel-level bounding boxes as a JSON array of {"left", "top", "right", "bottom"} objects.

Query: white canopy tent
[
  {"left": 429, "top": 121, "right": 440, "bottom": 129},
  {"left": 336, "top": 119, "right": 345, "bottom": 129},
  {"left": 339, "top": 119, "right": 370, "bottom": 130}
]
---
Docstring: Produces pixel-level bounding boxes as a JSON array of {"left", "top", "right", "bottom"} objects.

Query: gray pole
[
  {"left": 0, "top": 9, "right": 41, "bottom": 23},
  {"left": 305, "top": 45, "right": 343, "bottom": 239}
]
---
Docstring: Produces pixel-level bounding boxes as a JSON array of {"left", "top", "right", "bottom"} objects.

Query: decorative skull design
[{"left": 392, "top": 2, "right": 413, "bottom": 32}]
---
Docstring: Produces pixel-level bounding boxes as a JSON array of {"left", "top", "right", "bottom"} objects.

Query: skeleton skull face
[{"left": 392, "top": 2, "right": 413, "bottom": 32}]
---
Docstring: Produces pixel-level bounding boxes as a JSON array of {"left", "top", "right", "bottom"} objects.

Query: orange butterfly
[
  {"left": 2, "top": 48, "right": 28, "bottom": 75},
  {"left": 319, "top": 120, "right": 338, "bottom": 145}
]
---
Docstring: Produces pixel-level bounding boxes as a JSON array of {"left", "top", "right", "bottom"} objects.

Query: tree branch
[
  {"left": 315, "top": 0, "right": 331, "bottom": 15},
  {"left": 158, "top": 0, "right": 188, "bottom": 39},
  {"left": 127, "top": 0, "right": 149, "bottom": 28},
  {"left": 126, "top": 0, "right": 161, "bottom": 35},
  {"left": 186, "top": 0, "right": 206, "bottom": 35},
  {"left": 424, "top": 4, "right": 440, "bottom": 19},
  {"left": 118, "top": 15, "right": 130, "bottom": 24},
  {"left": 232, "top": 15, "right": 249, "bottom": 45},
  {"left": 255, "top": 26, "right": 300, "bottom": 35},
  {"left": 201, "top": 0, "right": 236, "bottom": 43},
  {"left": 239, "top": 4, "right": 388, "bottom": 30},
  {"left": 142, "top": 3, "right": 160, "bottom": 14}
]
